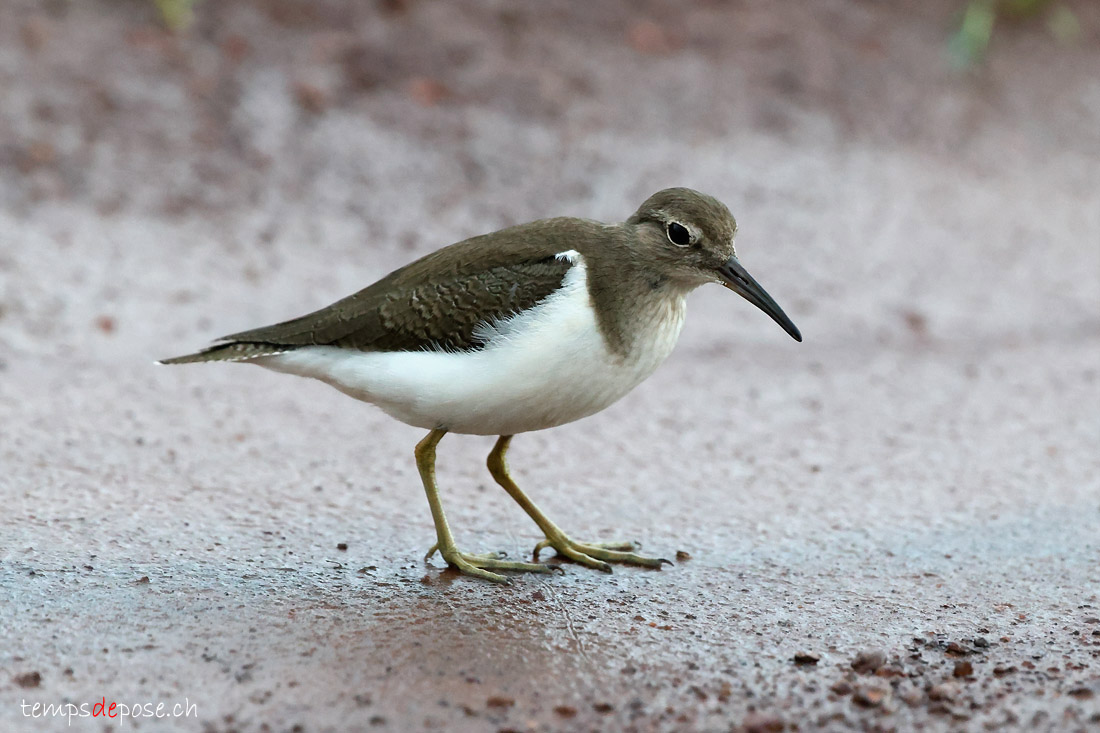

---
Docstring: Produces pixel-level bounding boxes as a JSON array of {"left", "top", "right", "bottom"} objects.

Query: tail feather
[{"left": 158, "top": 342, "right": 296, "bottom": 365}]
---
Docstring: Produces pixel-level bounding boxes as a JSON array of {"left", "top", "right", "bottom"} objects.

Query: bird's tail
[{"left": 158, "top": 342, "right": 295, "bottom": 365}]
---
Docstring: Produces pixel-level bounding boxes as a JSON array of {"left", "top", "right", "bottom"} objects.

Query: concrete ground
[{"left": 2, "top": 1, "right": 1099, "bottom": 731}]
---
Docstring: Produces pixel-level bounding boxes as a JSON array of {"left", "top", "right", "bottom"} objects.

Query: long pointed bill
[{"left": 717, "top": 256, "right": 802, "bottom": 342}]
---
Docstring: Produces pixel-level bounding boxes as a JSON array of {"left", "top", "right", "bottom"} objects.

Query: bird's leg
[
  {"left": 415, "top": 429, "right": 557, "bottom": 583},
  {"left": 487, "top": 435, "right": 671, "bottom": 572}
]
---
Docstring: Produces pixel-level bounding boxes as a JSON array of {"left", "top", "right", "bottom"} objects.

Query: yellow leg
[
  {"left": 415, "top": 429, "right": 556, "bottom": 583},
  {"left": 487, "top": 435, "right": 671, "bottom": 573}
]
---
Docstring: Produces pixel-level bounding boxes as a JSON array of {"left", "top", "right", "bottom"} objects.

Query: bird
[{"left": 160, "top": 187, "right": 802, "bottom": 583}]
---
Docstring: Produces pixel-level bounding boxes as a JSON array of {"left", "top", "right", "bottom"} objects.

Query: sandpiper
[{"left": 162, "top": 188, "right": 801, "bottom": 583}]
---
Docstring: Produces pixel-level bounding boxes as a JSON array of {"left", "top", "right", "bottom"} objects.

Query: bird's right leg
[
  {"left": 415, "top": 429, "right": 556, "bottom": 583},
  {"left": 487, "top": 435, "right": 670, "bottom": 572}
]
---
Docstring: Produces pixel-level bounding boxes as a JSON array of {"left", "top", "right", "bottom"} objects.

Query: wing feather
[{"left": 219, "top": 220, "right": 589, "bottom": 353}]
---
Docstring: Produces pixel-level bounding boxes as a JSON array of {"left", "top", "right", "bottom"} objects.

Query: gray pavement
[{"left": 2, "top": 1, "right": 1099, "bottom": 731}]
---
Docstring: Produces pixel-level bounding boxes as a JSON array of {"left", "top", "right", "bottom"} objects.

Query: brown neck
[{"left": 579, "top": 230, "right": 691, "bottom": 359}]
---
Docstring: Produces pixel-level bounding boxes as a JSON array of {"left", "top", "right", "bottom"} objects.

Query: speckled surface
[{"left": 2, "top": 1, "right": 1099, "bottom": 731}]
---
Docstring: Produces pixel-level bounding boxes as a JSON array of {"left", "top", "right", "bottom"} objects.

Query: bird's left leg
[{"left": 486, "top": 435, "right": 671, "bottom": 572}]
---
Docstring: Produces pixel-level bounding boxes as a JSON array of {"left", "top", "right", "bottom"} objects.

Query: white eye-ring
[{"left": 666, "top": 221, "right": 692, "bottom": 247}]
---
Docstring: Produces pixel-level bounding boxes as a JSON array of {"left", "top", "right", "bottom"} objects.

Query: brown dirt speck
[
  {"left": 1068, "top": 687, "right": 1094, "bottom": 700},
  {"left": 903, "top": 309, "right": 929, "bottom": 337},
  {"left": 14, "top": 671, "right": 42, "bottom": 688},
  {"left": 852, "top": 649, "right": 886, "bottom": 674},
  {"left": 292, "top": 81, "right": 327, "bottom": 114},
  {"left": 95, "top": 315, "right": 116, "bottom": 334},
  {"left": 953, "top": 660, "right": 974, "bottom": 678}
]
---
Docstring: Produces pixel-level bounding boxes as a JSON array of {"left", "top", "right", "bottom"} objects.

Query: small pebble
[
  {"left": 852, "top": 649, "right": 886, "bottom": 674},
  {"left": 852, "top": 684, "right": 887, "bottom": 708},
  {"left": 944, "top": 641, "right": 969, "bottom": 656}
]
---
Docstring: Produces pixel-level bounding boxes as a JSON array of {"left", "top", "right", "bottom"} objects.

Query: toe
[
  {"left": 573, "top": 544, "right": 669, "bottom": 568},
  {"left": 449, "top": 558, "right": 510, "bottom": 584},
  {"left": 554, "top": 544, "right": 613, "bottom": 573}
]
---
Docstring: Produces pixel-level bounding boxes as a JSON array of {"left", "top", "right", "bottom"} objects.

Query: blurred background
[
  {"left": 2, "top": 0, "right": 1097, "bottom": 358},
  {"left": 2, "top": 1, "right": 1098, "bottom": 731}
]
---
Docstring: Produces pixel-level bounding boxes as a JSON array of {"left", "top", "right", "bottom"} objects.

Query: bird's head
[{"left": 627, "top": 187, "right": 802, "bottom": 342}]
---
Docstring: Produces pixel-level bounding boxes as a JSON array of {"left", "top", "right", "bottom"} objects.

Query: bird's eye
[{"left": 666, "top": 221, "right": 691, "bottom": 246}]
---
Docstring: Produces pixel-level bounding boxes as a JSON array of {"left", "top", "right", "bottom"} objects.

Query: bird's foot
[
  {"left": 424, "top": 543, "right": 561, "bottom": 584},
  {"left": 424, "top": 543, "right": 507, "bottom": 563},
  {"left": 533, "top": 534, "right": 671, "bottom": 573}
]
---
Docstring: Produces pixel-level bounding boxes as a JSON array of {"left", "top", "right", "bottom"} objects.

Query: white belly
[{"left": 254, "top": 252, "right": 685, "bottom": 435}]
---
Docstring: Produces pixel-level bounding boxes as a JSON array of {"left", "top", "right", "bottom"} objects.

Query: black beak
[{"left": 717, "top": 256, "right": 802, "bottom": 342}]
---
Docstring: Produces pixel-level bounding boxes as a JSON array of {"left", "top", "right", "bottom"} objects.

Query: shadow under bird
[{"left": 161, "top": 187, "right": 802, "bottom": 583}]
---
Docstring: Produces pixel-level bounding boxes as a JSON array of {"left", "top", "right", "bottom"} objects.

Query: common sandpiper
[{"left": 161, "top": 187, "right": 802, "bottom": 583}]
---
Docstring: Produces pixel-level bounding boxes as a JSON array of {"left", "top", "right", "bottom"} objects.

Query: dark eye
[{"left": 666, "top": 221, "right": 691, "bottom": 246}]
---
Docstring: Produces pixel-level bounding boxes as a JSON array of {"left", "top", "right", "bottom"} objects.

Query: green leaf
[{"left": 153, "top": 0, "right": 198, "bottom": 32}]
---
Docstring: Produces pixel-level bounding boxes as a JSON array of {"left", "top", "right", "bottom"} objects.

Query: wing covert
[{"left": 222, "top": 255, "right": 573, "bottom": 353}]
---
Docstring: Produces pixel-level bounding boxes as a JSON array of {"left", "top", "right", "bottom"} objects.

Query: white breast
[{"left": 256, "top": 251, "right": 686, "bottom": 435}]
